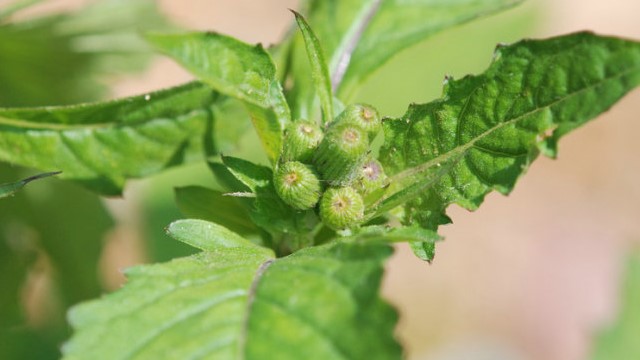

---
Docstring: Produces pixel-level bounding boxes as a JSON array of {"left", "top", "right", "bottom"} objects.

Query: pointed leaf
[
  {"left": 175, "top": 186, "right": 257, "bottom": 235},
  {"left": 221, "top": 156, "right": 272, "bottom": 192},
  {"left": 337, "top": 0, "right": 524, "bottom": 97},
  {"left": 292, "top": 10, "right": 333, "bottom": 123},
  {"left": 147, "top": 32, "right": 291, "bottom": 162},
  {"left": 63, "top": 220, "right": 401, "bottom": 360},
  {"left": 0, "top": 171, "right": 60, "bottom": 199},
  {"left": 287, "top": 0, "right": 523, "bottom": 117},
  {"left": 378, "top": 33, "right": 640, "bottom": 240},
  {"left": 166, "top": 219, "right": 259, "bottom": 251},
  {"left": 0, "top": 82, "right": 217, "bottom": 195}
]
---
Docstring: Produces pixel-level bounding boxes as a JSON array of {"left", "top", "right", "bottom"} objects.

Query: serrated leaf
[
  {"left": 378, "top": 32, "right": 640, "bottom": 239},
  {"left": 287, "top": 0, "right": 523, "bottom": 117},
  {"left": 63, "top": 220, "right": 401, "bottom": 360},
  {"left": 175, "top": 186, "right": 257, "bottom": 236},
  {"left": 0, "top": 171, "right": 60, "bottom": 199},
  {"left": 292, "top": 10, "right": 333, "bottom": 124},
  {"left": 0, "top": 82, "right": 217, "bottom": 195},
  {"left": 146, "top": 32, "right": 291, "bottom": 163},
  {"left": 591, "top": 250, "right": 640, "bottom": 359}
]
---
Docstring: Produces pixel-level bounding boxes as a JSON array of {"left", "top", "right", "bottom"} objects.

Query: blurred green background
[{"left": 1, "top": 1, "right": 639, "bottom": 359}]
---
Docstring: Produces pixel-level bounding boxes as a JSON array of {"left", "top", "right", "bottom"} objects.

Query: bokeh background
[{"left": 1, "top": 1, "right": 639, "bottom": 359}]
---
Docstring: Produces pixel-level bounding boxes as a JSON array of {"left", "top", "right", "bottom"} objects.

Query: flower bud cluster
[{"left": 273, "top": 104, "right": 387, "bottom": 230}]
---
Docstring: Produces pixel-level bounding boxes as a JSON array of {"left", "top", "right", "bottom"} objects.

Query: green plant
[{"left": 1, "top": 0, "right": 639, "bottom": 359}]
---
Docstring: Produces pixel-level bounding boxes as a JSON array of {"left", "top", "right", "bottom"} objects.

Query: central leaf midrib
[
  {"left": 391, "top": 63, "right": 640, "bottom": 184},
  {"left": 237, "top": 258, "right": 275, "bottom": 359},
  {"left": 0, "top": 108, "right": 207, "bottom": 131}
]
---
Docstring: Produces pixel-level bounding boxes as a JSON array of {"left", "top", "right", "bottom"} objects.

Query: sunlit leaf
[
  {"left": 63, "top": 219, "right": 401, "bottom": 360},
  {"left": 378, "top": 32, "right": 640, "bottom": 258}
]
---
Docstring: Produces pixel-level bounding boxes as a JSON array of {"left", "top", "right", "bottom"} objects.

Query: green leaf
[
  {"left": 175, "top": 186, "right": 257, "bottom": 236},
  {"left": 378, "top": 32, "right": 640, "bottom": 237},
  {"left": 63, "top": 220, "right": 401, "bottom": 360},
  {"left": 353, "top": 225, "right": 440, "bottom": 262},
  {"left": 287, "top": 0, "right": 523, "bottom": 117},
  {"left": 166, "top": 219, "right": 258, "bottom": 251},
  {"left": 292, "top": 10, "right": 333, "bottom": 124},
  {"left": 353, "top": 224, "right": 441, "bottom": 243},
  {"left": 0, "top": 171, "right": 60, "bottom": 199},
  {"left": 409, "top": 241, "right": 437, "bottom": 263},
  {"left": 336, "top": 0, "right": 524, "bottom": 97},
  {"left": 591, "top": 250, "right": 640, "bottom": 359},
  {"left": 146, "top": 32, "right": 291, "bottom": 163},
  {"left": 0, "top": 82, "right": 218, "bottom": 195},
  {"left": 221, "top": 156, "right": 272, "bottom": 193}
]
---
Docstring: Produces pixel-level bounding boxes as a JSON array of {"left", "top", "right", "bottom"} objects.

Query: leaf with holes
[
  {"left": 62, "top": 219, "right": 401, "bottom": 360},
  {"left": 377, "top": 32, "right": 640, "bottom": 257},
  {"left": 0, "top": 82, "right": 217, "bottom": 196}
]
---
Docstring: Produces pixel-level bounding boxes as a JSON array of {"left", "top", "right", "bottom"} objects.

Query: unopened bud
[
  {"left": 319, "top": 186, "right": 365, "bottom": 230},
  {"left": 274, "top": 161, "right": 322, "bottom": 210},
  {"left": 314, "top": 122, "right": 368, "bottom": 185}
]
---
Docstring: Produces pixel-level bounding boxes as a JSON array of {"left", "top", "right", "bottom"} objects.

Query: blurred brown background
[{"left": 10, "top": 0, "right": 640, "bottom": 359}]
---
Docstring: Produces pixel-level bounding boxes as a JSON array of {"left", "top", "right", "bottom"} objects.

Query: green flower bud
[
  {"left": 334, "top": 103, "right": 381, "bottom": 138},
  {"left": 281, "top": 120, "right": 323, "bottom": 162},
  {"left": 355, "top": 158, "right": 388, "bottom": 195},
  {"left": 319, "top": 187, "right": 365, "bottom": 230},
  {"left": 274, "top": 161, "right": 322, "bottom": 210},
  {"left": 314, "top": 122, "right": 368, "bottom": 185}
]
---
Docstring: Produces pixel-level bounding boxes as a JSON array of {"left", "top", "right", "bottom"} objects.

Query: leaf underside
[
  {"left": 378, "top": 32, "right": 640, "bottom": 238},
  {"left": 63, "top": 219, "right": 401, "bottom": 360},
  {"left": 146, "top": 32, "right": 291, "bottom": 163},
  {"left": 0, "top": 82, "right": 217, "bottom": 195}
]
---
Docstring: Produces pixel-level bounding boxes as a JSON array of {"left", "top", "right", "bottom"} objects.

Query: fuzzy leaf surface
[
  {"left": 147, "top": 32, "right": 290, "bottom": 162},
  {"left": 379, "top": 32, "right": 640, "bottom": 235},
  {"left": 0, "top": 82, "right": 217, "bottom": 195},
  {"left": 288, "top": 0, "right": 523, "bottom": 117},
  {"left": 63, "top": 219, "right": 401, "bottom": 360}
]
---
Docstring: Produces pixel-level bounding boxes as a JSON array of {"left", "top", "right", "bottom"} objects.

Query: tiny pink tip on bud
[{"left": 356, "top": 158, "right": 387, "bottom": 195}]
